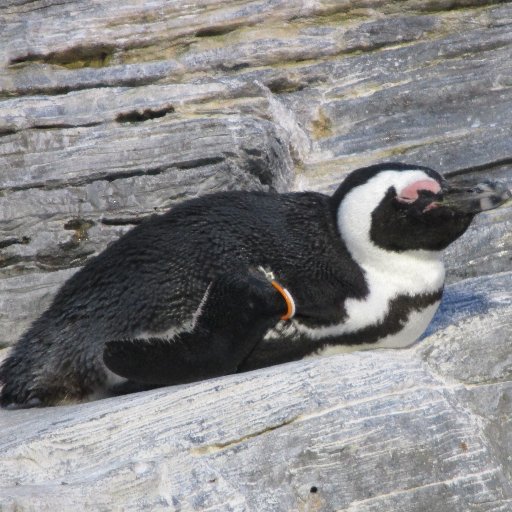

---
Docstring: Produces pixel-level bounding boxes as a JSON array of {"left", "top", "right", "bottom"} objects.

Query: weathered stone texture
[
  {"left": 1, "top": 272, "right": 512, "bottom": 511},
  {"left": 0, "top": 0, "right": 511, "bottom": 510}
]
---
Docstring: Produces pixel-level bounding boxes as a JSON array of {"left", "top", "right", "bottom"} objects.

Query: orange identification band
[{"left": 271, "top": 280, "right": 296, "bottom": 321}]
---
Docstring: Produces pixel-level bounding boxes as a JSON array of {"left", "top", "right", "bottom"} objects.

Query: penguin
[{"left": 0, "top": 162, "right": 510, "bottom": 408}]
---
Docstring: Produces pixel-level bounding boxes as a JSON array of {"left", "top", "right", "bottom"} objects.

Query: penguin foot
[
  {"left": 0, "top": 384, "right": 67, "bottom": 409},
  {"left": 0, "top": 358, "right": 88, "bottom": 408},
  {"left": 2, "top": 396, "right": 43, "bottom": 410}
]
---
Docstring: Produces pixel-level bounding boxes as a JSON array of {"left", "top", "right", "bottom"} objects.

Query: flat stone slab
[{"left": 1, "top": 272, "right": 511, "bottom": 511}]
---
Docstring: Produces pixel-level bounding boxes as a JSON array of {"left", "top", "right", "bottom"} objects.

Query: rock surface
[
  {"left": 1, "top": 273, "right": 512, "bottom": 511},
  {"left": 0, "top": 0, "right": 511, "bottom": 510}
]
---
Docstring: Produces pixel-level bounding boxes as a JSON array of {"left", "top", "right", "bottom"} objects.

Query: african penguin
[{"left": 1, "top": 162, "right": 510, "bottom": 408}]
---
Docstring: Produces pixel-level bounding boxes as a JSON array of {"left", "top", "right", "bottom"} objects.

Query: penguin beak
[{"left": 435, "top": 178, "right": 512, "bottom": 214}]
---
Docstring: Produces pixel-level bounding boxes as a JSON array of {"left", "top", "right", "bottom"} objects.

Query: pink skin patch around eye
[{"left": 397, "top": 179, "right": 441, "bottom": 203}]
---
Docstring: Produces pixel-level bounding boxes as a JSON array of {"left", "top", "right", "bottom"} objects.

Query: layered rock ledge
[{"left": 1, "top": 1, "right": 511, "bottom": 510}]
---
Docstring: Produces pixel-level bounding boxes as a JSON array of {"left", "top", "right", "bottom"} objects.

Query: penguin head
[{"left": 332, "top": 162, "right": 511, "bottom": 262}]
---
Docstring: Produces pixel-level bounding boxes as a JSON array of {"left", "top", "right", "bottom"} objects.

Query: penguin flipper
[
  {"left": 103, "top": 272, "right": 285, "bottom": 386},
  {"left": 104, "top": 336, "right": 213, "bottom": 386}
]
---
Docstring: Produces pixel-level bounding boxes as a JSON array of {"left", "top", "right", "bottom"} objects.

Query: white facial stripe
[
  {"left": 329, "top": 169, "right": 444, "bottom": 339},
  {"left": 336, "top": 169, "right": 444, "bottom": 275}
]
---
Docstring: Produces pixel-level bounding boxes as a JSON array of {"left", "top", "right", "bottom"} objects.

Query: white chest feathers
[
  {"left": 266, "top": 253, "right": 444, "bottom": 350},
  {"left": 310, "top": 299, "right": 440, "bottom": 357},
  {"left": 330, "top": 253, "right": 443, "bottom": 333}
]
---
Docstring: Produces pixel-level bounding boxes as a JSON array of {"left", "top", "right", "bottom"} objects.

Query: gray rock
[
  {"left": 1, "top": 272, "right": 511, "bottom": 510},
  {"left": 1, "top": 0, "right": 511, "bottom": 510}
]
